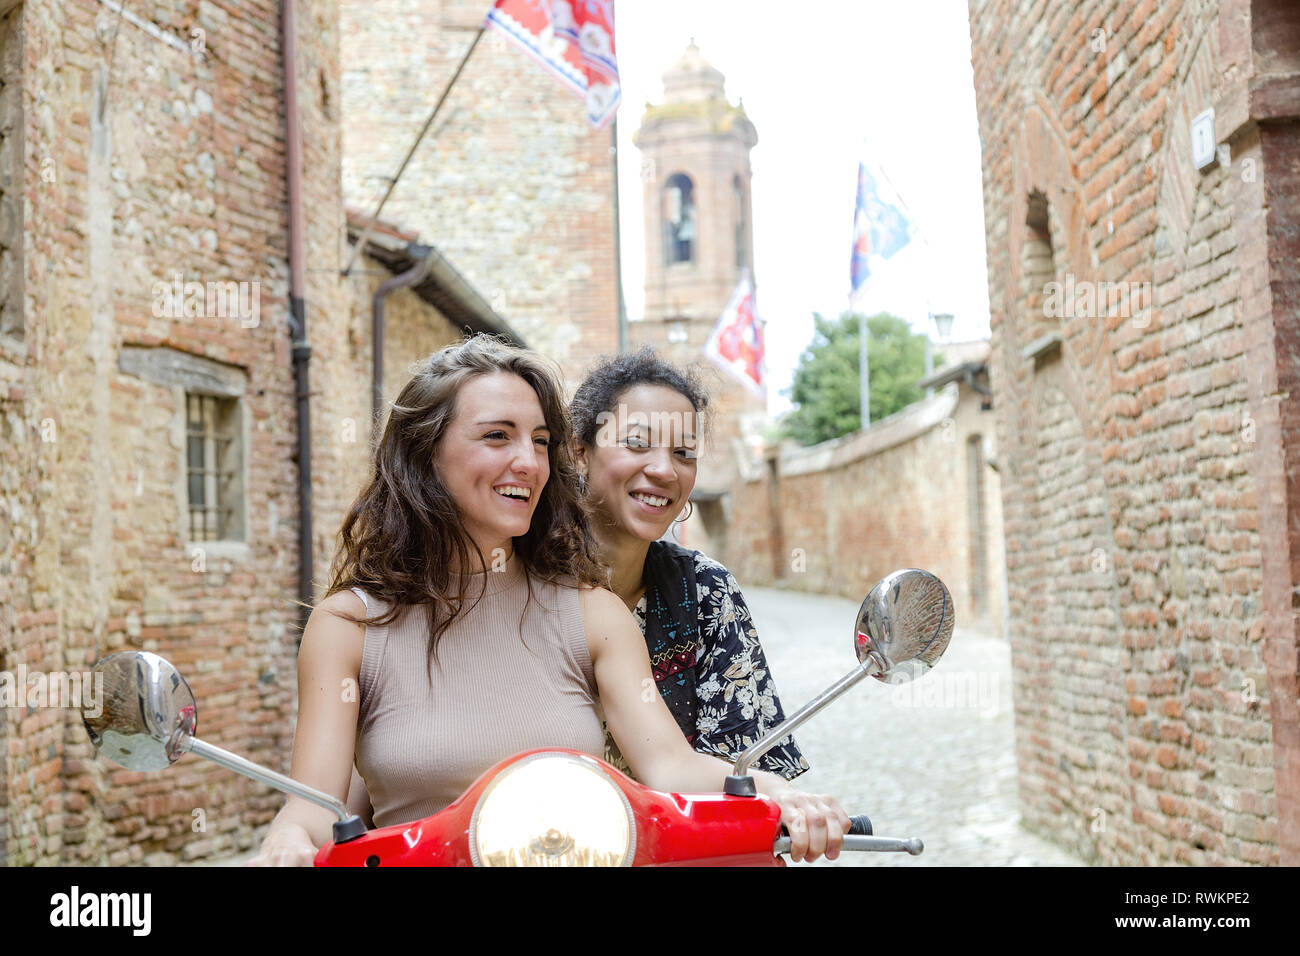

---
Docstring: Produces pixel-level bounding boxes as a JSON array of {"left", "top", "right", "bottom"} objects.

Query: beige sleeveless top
[{"left": 352, "top": 556, "right": 604, "bottom": 828}]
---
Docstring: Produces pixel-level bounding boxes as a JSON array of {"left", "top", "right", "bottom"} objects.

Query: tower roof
[
  {"left": 661, "top": 40, "right": 726, "bottom": 104},
  {"left": 637, "top": 41, "right": 756, "bottom": 144}
]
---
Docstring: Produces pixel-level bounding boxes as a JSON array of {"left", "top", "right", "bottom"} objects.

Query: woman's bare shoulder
[
  {"left": 578, "top": 585, "right": 643, "bottom": 659},
  {"left": 300, "top": 590, "right": 367, "bottom": 670},
  {"left": 577, "top": 583, "right": 620, "bottom": 615},
  {"left": 313, "top": 588, "right": 368, "bottom": 621}
]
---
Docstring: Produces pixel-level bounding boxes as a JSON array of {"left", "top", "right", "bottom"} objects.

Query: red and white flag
[
  {"left": 485, "top": 0, "right": 621, "bottom": 129},
  {"left": 704, "top": 273, "right": 765, "bottom": 398}
]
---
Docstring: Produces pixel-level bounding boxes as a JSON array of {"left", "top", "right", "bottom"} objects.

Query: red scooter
[{"left": 84, "top": 568, "right": 953, "bottom": 866}]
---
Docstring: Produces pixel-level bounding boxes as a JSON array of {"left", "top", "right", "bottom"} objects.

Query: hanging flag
[
  {"left": 485, "top": 0, "right": 621, "bottom": 129},
  {"left": 849, "top": 161, "right": 912, "bottom": 297},
  {"left": 704, "top": 273, "right": 765, "bottom": 397}
]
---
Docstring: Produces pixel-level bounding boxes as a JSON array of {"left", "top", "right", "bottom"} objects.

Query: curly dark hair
[
  {"left": 325, "top": 334, "right": 606, "bottom": 673},
  {"left": 570, "top": 345, "right": 712, "bottom": 449}
]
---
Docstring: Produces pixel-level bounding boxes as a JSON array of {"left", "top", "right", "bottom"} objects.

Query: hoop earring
[{"left": 674, "top": 500, "right": 694, "bottom": 523}]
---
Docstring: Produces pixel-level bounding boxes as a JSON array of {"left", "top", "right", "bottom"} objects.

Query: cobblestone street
[{"left": 744, "top": 584, "right": 1085, "bottom": 867}]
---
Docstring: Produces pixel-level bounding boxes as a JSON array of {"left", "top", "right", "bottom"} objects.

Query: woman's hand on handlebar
[
  {"left": 766, "top": 784, "right": 853, "bottom": 863},
  {"left": 245, "top": 821, "right": 317, "bottom": 867}
]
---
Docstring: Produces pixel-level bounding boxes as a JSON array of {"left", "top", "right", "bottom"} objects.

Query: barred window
[{"left": 186, "top": 393, "right": 244, "bottom": 541}]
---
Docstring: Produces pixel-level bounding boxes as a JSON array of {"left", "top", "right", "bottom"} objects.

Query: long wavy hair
[{"left": 326, "top": 335, "right": 606, "bottom": 671}]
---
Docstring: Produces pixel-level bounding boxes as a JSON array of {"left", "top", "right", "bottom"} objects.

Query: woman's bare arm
[
  {"left": 580, "top": 586, "right": 851, "bottom": 861},
  {"left": 246, "top": 590, "right": 364, "bottom": 865}
]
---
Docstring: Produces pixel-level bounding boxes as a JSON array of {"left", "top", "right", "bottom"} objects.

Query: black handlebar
[
  {"left": 848, "top": 814, "right": 873, "bottom": 836},
  {"left": 771, "top": 811, "right": 922, "bottom": 856}
]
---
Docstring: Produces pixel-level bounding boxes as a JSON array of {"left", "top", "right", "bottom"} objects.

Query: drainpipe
[
  {"left": 372, "top": 245, "right": 435, "bottom": 432},
  {"left": 612, "top": 118, "right": 628, "bottom": 354},
  {"left": 282, "top": 0, "right": 312, "bottom": 631}
]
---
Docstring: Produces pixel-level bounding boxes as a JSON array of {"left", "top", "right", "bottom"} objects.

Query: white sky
[{"left": 612, "top": 0, "right": 992, "bottom": 415}]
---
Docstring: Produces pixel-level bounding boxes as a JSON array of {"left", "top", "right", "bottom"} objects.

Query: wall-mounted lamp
[
  {"left": 931, "top": 312, "right": 955, "bottom": 342},
  {"left": 665, "top": 313, "right": 690, "bottom": 344}
]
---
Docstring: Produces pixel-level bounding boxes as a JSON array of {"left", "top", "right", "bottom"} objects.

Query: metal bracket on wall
[{"left": 1022, "top": 331, "right": 1062, "bottom": 369}]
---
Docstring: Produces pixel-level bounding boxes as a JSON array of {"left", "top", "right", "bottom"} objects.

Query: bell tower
[{"left": 632, "top": 42, "right": 762, "bottom": 497}]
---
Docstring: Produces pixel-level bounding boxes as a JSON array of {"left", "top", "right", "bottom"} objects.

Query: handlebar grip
[{"left": 848, "top": 814, "right": 873, "bottom": 836}]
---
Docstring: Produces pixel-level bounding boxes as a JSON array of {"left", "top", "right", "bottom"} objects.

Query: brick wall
[
  {"left": 316, "top": 249, "right": 466, "bottom": 591},
  {"left": 0, "top": 0, "right": 319, "bottom": 864},
  {"left": 1218, "top": 0, "right": 1300, "bottom": 862},
  {"left": 339, "top": 0, "right": 620, "bottom": 381},
  {"left": 967, "top": 0, "right": 1296, "bottom": 863},
  {"left": 0, "top": 0, "right": 466, "bottom": 865},
  {"left": 721, "top": 384, "right": 1005, "bottom": 640}
]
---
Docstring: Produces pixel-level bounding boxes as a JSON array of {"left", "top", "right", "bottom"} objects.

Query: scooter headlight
[{"left": 469, "top": 752, "right": 635, "bottom": 867}]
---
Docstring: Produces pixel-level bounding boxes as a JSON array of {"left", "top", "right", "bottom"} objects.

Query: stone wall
[
  {"left": 967, "top": 0, "right": 1298, "bottom": 863},
  {"left": 0, "top": 0, "right": 461, "bottom": 865},
  {"left": 721, "top": 384, "right": 1005, "bottom": 640},
  {"left": 340, "top": 0, "right": 620, "bottom": 380},
  {"left": 0, "top": 0, "right": 330, "bottom": 865},
  {"left": 318, "top": 248, "right": 466, "bottom": 587}
]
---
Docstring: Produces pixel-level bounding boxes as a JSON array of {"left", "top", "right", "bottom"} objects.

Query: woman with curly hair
[
  {"left": 570, "top": 347, "right": 809, "bottom": 781},
  {"left": 248, "top": 335, "right": 848, "bottom": 865}
]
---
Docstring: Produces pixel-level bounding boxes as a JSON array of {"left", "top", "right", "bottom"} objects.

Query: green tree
[{"left": 781, "top": 312, "right": 934, "bottom": 446}]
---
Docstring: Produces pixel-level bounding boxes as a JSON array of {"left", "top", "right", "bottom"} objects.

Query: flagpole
[
  {"left": 612, "top": 116, "right": 628, "bottom": 353},
  {"left": 856, "top": 297, "right": 870, "bottom": 428},
  {"left": 851, "top": 149, "right": 939, "bottom": 422},
  {"left": 872, "top": 160, "right": 938, "bottom": 386},
  {"left": 850, "top": 155, "right": 870, "bottom": 428},
  {"left": 342, "top": 26, "right": 487, "bottom": 277}
]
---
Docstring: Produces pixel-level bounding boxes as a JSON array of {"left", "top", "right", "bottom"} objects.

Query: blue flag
[{"left": 850, "top": 162, "right": 912, "bottom": 295}]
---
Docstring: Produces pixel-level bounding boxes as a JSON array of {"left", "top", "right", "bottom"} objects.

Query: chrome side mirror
[
  {"left": 82, "top": 651, "right": 197, "bottom": 771},
  {"left": 82, "top": 650, "right": 368, "bottom": 841},
  {"left": 854, "top": 568, "right": 954, "bottom": 685},
  {"left": 728, "top": 567, "right": 955, "bottom": 786}
]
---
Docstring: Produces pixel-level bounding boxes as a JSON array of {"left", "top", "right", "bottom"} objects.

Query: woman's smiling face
[
  {"left": 578, "top": 384, "right": 699, "bottom": 543},
  {"left": 435, "top": 371, "right": 552, "bottom": 560}
]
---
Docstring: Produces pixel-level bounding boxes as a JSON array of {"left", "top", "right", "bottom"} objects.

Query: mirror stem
[
  {"left": 731, "top": 655, "right": 883, "bottom": 781},
  {"left": 183, "top": 736, "right": 357, "bottom": 826}
]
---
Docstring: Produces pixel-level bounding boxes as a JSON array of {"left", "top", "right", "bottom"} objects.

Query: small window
[
  {"left": 663, "top": 173, "right": 695, "bottom": 265},
  {"left": 186, "top": 393, "right": 244, "bottom": 541},
  {"left": 1022, "top": 189, "right": 1056, "bottom": 344}
]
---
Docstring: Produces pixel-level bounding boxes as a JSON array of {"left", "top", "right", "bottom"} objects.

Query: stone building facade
[
  {"left": 967, "top": 0, "right": 1299, "bottom": 863},
  {"left": 0, "top": 0, "right": 519, "bottom": 865},
  {"left": 339, "top": 0, "right": 621, "bottom": 380},
  {"left": 723, "top": 371, "right": 1006, "bottom": 642},
  {"left": 0, "top": 0, "right": 343, "bottom": 866}
]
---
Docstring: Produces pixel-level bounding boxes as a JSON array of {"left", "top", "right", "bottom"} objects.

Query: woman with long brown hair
[{"left": 248, "top": 335, "right": 849, "bottom": 865}]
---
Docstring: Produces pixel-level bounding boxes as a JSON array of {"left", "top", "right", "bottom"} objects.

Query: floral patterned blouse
[{"left": 603, "top": 550, "right": 809, "bottom": 781}]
